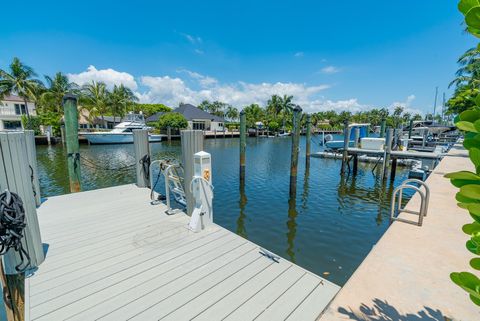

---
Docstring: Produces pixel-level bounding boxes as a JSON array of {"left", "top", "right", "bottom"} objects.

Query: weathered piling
[
  {"left": 63, "top": 94, "right": 82, "bottom": 192},
  {"left": 408, "top": 119, "right": 413, "bottom": 139},
  {"left": 305, "top": 114, "right": 312, "bottom": 167},
  {"left": 181, "top": 130, "right": 204, "bottom": 216},
  {"left": 380, "top": 119, "right": 386, "bottom": 138},
  {"left": 390, "top": 157, "right": 398, "bottom": 181},
  {"left": 60, "top": 125, "right": 66, "bottom": 145},
  {"left": 24, "top": 130, "right": 41, "bottom": 206},
  {"left": 289, "top": 105, "right": 302, "bottom": 197},
  {"left": 354, "top": 127, "right": 360, "bottom": 148},
  {"left": 340, "top": 120, "right": 350, "bottom": 175},
  {"left": 239, "top": 110, "right": 246, "bottom": 184},
  {"left": 0, "top": 131, "right": 45, "bottom": 321},
  {"left": 382, "top": 128, "right": 393, "bottom": 180},
  {"left": 133, "top": 129, "right": 150, "bottom": 188},
  {"left": 167, "top": 126, "right": 172, "bottom": 142}
]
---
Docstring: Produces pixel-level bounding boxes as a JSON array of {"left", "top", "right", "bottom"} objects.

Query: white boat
[
  {"left": 81, "top": 113, "right": 164, "bottom": 144},
  {"left": 324, "top": 123, "right": 369, "bottom": 150}
]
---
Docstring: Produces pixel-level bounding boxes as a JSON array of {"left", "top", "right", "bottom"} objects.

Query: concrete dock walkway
[{"left": 320, "top": 144, "right": 480, "bottom": 321}]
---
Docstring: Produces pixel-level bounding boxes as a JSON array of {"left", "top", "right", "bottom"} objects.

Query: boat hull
[{"left": 82, "top": 133, "right": 163, "bottom": 144}]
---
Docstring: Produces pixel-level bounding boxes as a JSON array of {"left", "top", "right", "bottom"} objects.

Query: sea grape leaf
[
  {"left": 457, "top": 192, "right": 480, "bottom": 203},
  {"left": 460, "top": 184, "right": 480, "bottom": 199},
  {"left": 464, "top": 138, "right": 480, "bottom": 150},
  {"left": 459, "top": 0, "right": 480, "bottom": 14},
  {"left": 466, "top": 7, "right": 480, "bottom": 29},
  {"left": 463, "top": 222, "right": 480, "bottom": 234},
  {"left": 471, "top": 258, "right": 480, "bottom": 270},
  {"left": 445, "top": 171, "right": 480, "bottom": 180},
  {"left": 471, "top": 148, "right": 480, "bottom": 170},
  {"left": 461, "top": 109, "right": 480, "bottom": 122},
  {"left": 467, "top": 239, "right": 480, "bottom": 254},
  {"left": 457, "top": 121, "right": 478, "bottom": 133},
  {"left": 452, "top": 179, "right": 480, "bottom": 188}
]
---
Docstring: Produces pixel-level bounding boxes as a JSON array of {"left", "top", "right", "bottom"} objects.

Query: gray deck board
[{"left": 26, "top": 184, "right": 339, "bottom": 320}]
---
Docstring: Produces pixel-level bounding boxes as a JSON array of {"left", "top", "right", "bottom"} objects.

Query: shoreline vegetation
[{"left": 0, "top": 57, "right": 445, "bottom": 137}]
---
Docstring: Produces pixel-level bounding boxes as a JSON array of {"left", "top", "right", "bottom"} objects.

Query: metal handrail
[
  {"left": 390, "top": 184, "right": 426, "bottom": 226},
  {"left": 402, "top": 178, "right": 430, "bottom": 216}
]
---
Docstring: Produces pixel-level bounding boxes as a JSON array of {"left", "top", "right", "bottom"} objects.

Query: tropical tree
[
  {"left": 225, "top": 106, "right": 239, "bottom": 121},
  {"left": 42, "top": 72, "right": 78, "bottom": 113},
  {"left": 81, "top": 81, "right": 109, "bottom": 124},
  {"left": 108, "top": 84, "right": 138, "bottom": 122},
  {"left": 0, "top": 57, "right": 43, "bottom": 117},
  {"left": 157, "top": 112, "right": 188, "bottom": 129},
  {"left": 242, "top": 103, "right": 265, "bottom": 128},
  {"left": 266, "top": 94, "right": 283, "bottom": 118},
  {"left": 449, "top": 47, "right": 480, "bottom": 90}
]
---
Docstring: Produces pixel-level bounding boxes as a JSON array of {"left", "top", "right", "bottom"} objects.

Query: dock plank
[{"left": 25, "top": 184, "right": 339, "bottom": 321}]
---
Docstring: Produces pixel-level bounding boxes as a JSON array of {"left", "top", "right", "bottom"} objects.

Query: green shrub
[
  {"left": 157, "top": 112, "right": 188, "bottom": 129},
  {"left": 21, "top": 115, "right": 41, "bottom": 135}
]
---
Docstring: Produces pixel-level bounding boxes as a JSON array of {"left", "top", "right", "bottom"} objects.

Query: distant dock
[{"left": 25, "top": 184, "right": 339, "bottom": 320}]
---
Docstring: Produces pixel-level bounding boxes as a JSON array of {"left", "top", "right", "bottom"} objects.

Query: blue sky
[{"left": 0, "top": 0, "right": 475, "bottom": 114}]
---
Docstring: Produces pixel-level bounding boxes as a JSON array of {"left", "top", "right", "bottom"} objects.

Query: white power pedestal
[{"left": 188, "top": 151, "right": 213, "bottom": 232}]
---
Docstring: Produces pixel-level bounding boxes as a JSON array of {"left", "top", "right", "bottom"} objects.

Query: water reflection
[
  {"left": 286, "top": 196, "right": 298, "bottom": 263},
  {"left": 236, "top": 180, "right": 248, "bottom": 238}
]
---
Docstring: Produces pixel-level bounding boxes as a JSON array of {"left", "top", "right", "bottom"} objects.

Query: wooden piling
[
  {"left": 63, "top": 94, "right": 82, "bottom": 193},
  {"left": 408, "top": 119, "right": 413, "bottom": 139},
  {"left": 305, "top": 114, "right": 311, "bottom": 167},
  {"left": 380, "top": 119, "right": 386, "bottom": 138},
  {"left": 390, "top": 157, "right": 398, "bottom": 181},
  {"left": 340, "top": 120, "right": 350, "bottom": 175},
  {"left": 240, "top": 110, "right": 246, "bottom": 184},
  {"left": 382, "top": 128, "right": 393, "bottom": 180},
  {"left": 133, "top": 129, "right": 150, "bottom": 188},
  {"left": 60, "top": 125, "right": 65, "bottom": 145},
  {"left": 353, "top": 155, "right": 358, "bottom": 176},
  {"left": 181, "top": 130, "right": 204, "bottom": 216},
  {"left": 354, "top": 127, "right": 360, "bottom": 148},
  {"left": 289, "top": 105, "right": 302, "bottom": 197},
  {"left": 167, "top": 126, "right": 172, "bottom": 142},
  {"left": 24, "top": 130, "right": 41, "bottom": 206}
]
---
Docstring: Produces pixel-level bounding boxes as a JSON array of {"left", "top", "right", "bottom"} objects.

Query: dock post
[
  {"left": 0, "top": 131, "right": 45, "bottom": 321},
  {"left": 240, "top": 110, "right": 246, "bottom": 184},
  {"left": 24, "top": 130, "right": 41, "bottom": 206},
  {"left": 289, "top": 105, "right": 302, "bottom": 197},
  {"left": 133, "top": 129, "right": 150, "bottom": 188},
  {"left": 380, "top": 119, "right": 386, "bottom": 138},
  {"left": 353, "top": 155, "right": 358, "bottom": 176},
  {"left": 60, "top": 125, "right": 66, "bottom": 145},
  {"left": 390, "top": 157, "right": 398, "bottom": 181},
  {"left": 340, "top": 120, "right": 350, "bottom": 175},
  {"left": 354, "top": 127, "right": 360, "bottom": 148},
  {"left": 167, "top": 126, "right": 172, "bottom": 142},
  {"left": 63, "top": 94, "right": 82, "bottom": 193},
  {"left": 181, "top": 130, "right": 204, "bottom": 216},
  {"left": 408, "top": 119, "right": 413, "bottom": 139},
  {"left": 382, "top": 128, "right": 393, "bottom": 180},
  {"left": 305, "top": 114, "right": 311, "bottom": 167}
]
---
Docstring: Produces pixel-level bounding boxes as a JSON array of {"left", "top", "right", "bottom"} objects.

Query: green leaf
[
  {"left": 460, "top": 184, "right": 480, "bottom": 199},
  {"left": 452, "top": 179, "right": 480, "bottom": 188},
  {"left": 471, "top": 258, "right": 480, "bottom": 270},
  {"left": 445, "top": 171, "right": 480, "bottom": 180},
  {"left": 459, "top": 0, "right": 480, "bottom": 14},
  {"left": 467, "top": 240, "right": 479, "bottom": 254},
  {"left": 466, "top": 7, "right": 480, "bottom": 29},
  {"left": 470, "top": 294, "right": 480, "bottom": 306},
  {"left": 459, "top": 202, "right": 471, "bottom": 209},
  {"left": 464, "top": 138, "right": 480, "bottom": 150},
  {"left": 461, "top": 109, "right": 480, "bottom": 121},
  {"left": 451, "top": 272, "right": 480, "bottom": 299},
  {"left": 463, "top": 222, "right": 480, "bottom": 234},
  {"left": 457, "top": 192, "right": 480, "bottom": 203},
  {"left": 457, "top": 121, "right": 478, "bottom": 133},
  {"left": 471, "top": 148, "right": 480, "bottom": 169}
]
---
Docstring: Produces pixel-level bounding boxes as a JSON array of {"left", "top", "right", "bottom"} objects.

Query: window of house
[
  {"left": 192, "top": 121, "right": 205, "bottom": 130},
  {"left": 4, "top": 121, "right": 22, "bottom": 130},
  {"left": 14, "top": 104, "right": 27, "bottom": 115}
]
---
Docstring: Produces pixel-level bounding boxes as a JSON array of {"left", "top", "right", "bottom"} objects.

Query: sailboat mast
[{"left": 432, "top": 86, "right": 438, "bottom": 120}]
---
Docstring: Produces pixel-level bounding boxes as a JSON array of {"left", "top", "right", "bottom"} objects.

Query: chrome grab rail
[
  {"left": 390, "top": 178, "right": 430, "bottom": 226},
  {"left": 149, "top": 160, "right": 186, "bottom": 215}
]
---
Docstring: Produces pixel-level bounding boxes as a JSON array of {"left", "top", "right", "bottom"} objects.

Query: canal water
[{"left": 35, "top": 136, "right": 412, "bottom": 286}]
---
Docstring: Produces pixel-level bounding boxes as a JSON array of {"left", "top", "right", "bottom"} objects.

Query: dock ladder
[
  {"left": 390, "top": 178, "right": 430, "bottom": 226},
  {"left": 149, "top": 160, "right": 186, "bottom": 215}
]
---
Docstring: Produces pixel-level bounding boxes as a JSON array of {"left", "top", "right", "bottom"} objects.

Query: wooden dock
[{"left": 26, "top": 184, "right": 339, "bottom": 321}]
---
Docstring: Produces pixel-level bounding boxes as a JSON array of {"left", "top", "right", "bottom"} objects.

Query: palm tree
[
  {"left": 81, "top": 81, "right": 109, "bottom": 126},
  {"left": 266, "top": 95, "right": 283, "bottom": 118},
  {"left": 279, "top": 95, "right": 295, "bottom": 131},
  {"left": 225, "top": 106, "right": 239, "bottom": 121},
  {"left": 43, "top": 72, "right": 78, "bottom": 113},
  {"left": 0, "top": 57, "right": 43, "bottom": 117},
  {"left": 108, "top": 84, "right": 138, "bottom": 123},
  {"left": 449, "top": 47, "right": 480, "bottom": 89}
]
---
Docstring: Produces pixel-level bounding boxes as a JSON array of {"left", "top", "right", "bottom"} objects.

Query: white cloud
[
  {"left": 180, "top": 33, "right": 202, "bottom": 44},
  {"left": 320, "top": 66, "right": 341, "bottom": 74},
  {"left": 389, "top": 94, "right": 423, "bottom": 115},
  {"left": 294, "top": 52, "right": 304, "bottom": 58},
  {"left": 67, "top": 65, "right": 138, "bottom": 90},
  {"left": 177, "top": 69, "right": 218, "bottom": 87},
  {"left": 194, "top": 49, "right": 204, "bottom": 55}
]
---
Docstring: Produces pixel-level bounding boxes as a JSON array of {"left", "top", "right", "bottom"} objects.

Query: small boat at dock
[{"left": 80, "top": 113, "right": 164, "bottom": 144}]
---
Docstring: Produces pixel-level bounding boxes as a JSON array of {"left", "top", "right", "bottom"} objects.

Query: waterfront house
[
  {"left": 146, "top": 103, "right": 225, "bottom": 131},
  {"left": 0, "top": 94, "right": 36, "bottom": 130}
]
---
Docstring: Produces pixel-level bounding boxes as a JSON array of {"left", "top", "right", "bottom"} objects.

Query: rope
[
  {"left": 140, "top": 154, "right": 151, "bottom": 185},
  {"left": 0, "top": 190, "right": 30, "bottom": 272},
  {"left": 29, "top": 165, "right": 36, "bottom": 198}
]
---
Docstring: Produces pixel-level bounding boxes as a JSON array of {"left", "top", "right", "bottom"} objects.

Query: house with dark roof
[{"left": 146, "top": 103, "right": 225, "bottom": 131}]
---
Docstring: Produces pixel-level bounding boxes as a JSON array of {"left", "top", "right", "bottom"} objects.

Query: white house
[
  {"left": 146, "top": 103, "right": 225, "bottom": 131},
  {"left": 0, "top": 95, "right": 36, "bottom": 130}
]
